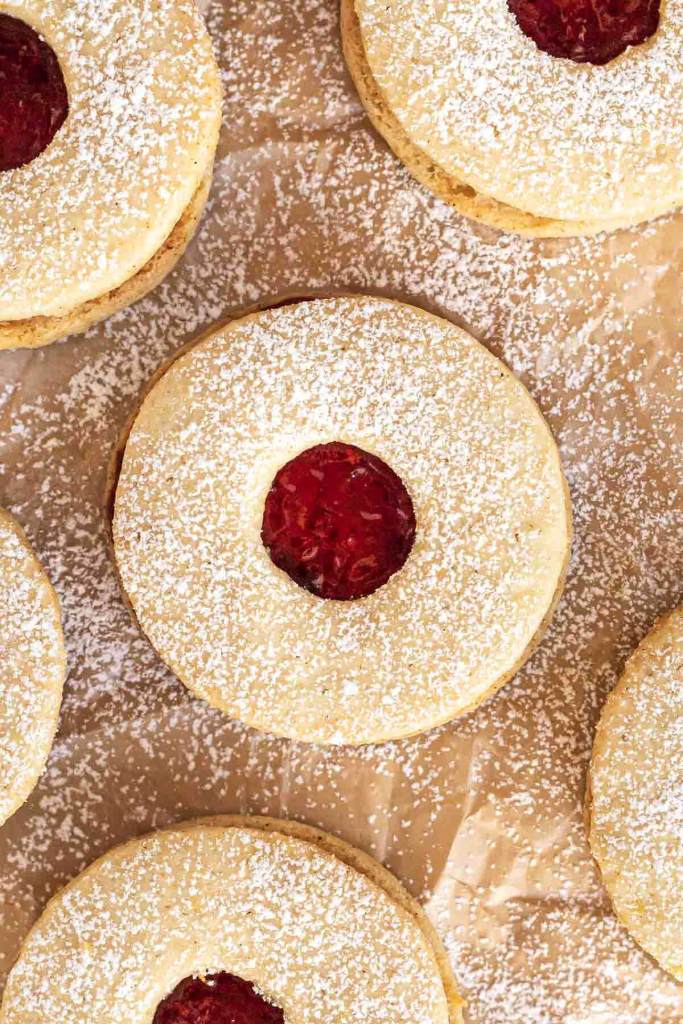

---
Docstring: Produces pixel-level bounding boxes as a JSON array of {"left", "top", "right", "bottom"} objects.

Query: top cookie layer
[
  {"left": 114, "top": 296, "right": 570, "bottom": 745},
  {"left": 0, "top": 509, "right": 65, "bottom": 826},
  {"left": 0, "top": 819, "right": 450, "bottom": 1024},
  {"left": 0, "top": 0, "right": 222, "bottom": 321},
  {"left": 353, "top": 0, "right": 683, "bottom": 223},
  {"left": 589, "top": 607, "right": 683, "bottom": 981}
]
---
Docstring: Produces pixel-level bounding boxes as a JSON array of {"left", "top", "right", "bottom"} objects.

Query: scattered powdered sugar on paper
[{"left": 0, "top": 1, "right": 681, "bottom": 1022}]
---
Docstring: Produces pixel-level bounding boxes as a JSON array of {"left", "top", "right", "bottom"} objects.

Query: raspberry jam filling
[
  {"left": 507, "top": 0, "right": 660, "bottom": 65},
  {"left": 154, "top": 973, "right": 284, "bottom": 1024},
  {"left": 0, "top": 14, "right": 68, "bottom": 173},
  {"left": 261, "top": 441, "right": 416, "bottom": 601}
]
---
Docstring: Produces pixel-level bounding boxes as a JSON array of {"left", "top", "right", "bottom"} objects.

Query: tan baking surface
[{"left": 0, "top": 1, "right": 681, "bottom": 1022}]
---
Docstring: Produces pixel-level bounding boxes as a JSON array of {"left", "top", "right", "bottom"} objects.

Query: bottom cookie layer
[
  {"left": 0, "top": 172, "right": 212, "bottom": 351},
  {"left": 340, "top": 0, "right": 677, "bottom": 238}
]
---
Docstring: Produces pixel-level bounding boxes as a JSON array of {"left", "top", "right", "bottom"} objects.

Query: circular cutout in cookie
[
  {"left": 508, "top": 0, "right": 660, "bottom": 65},
  {"left": 0, "top": 14, "right": 68, "bottom": 172},
  {"left": 154, "top": 972, "right": 284, "bottom": 1024},
  {"left": 261, "top": 441, "right": 416, "bottom": 601}
]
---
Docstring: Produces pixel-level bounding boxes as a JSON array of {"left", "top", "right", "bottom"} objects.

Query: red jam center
[
  {"left": 154, "top": 973, "right": 284, "bottom": 1024},
  {"left": 261, "top": 441, "right": 416, "bottom": 601},
  {"left": 0, "top": 14, "right": 68, "bottom": 172},
  {"left": 507, "top": 0, "right": 660, "bottom": 65}
]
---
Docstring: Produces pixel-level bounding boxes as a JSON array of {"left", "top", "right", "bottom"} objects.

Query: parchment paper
[{"left": 1, "top": 2, "right": 682, "bottom": 1021}]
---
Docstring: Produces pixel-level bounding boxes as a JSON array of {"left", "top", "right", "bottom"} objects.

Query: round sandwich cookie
[
  {"left": 341, "top": 0, "right": 683, "bottom": 237},
  {"left": 588, "top": 607, "right": 683, "bottom": 981},
  {"left": 113, "top": 296, "right": 571, "bottom": 745},
  {"left": 0, "top": 816, "right": 464, "bottom": 1024},
  {"left": 0, "top": 509, "right": 65, "bottom": 827},
  {"left": 0, "top": 0, "right": 222, "bottom": 350}
]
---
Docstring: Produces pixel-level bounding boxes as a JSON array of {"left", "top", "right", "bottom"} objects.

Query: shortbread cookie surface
[
  {"left": 343, "top": 0, "right": 683, "bottom": 234},
  {"left": 0, "top": 816, "right": 463, "bottom": 1024},
  {"left": 0, "top": 509, "right": 65, "bottom": 826},
  {"left": 114, "top": 296, "right": 571, "bottom": 744},
  {"left": 0, "top": 0, "right": 222, "bottom": 337},
  {"left": 588, "top": 607, "right": 683, "bottom": 980}
]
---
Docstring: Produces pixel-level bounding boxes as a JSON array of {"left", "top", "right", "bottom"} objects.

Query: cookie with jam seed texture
[
  {"left": 0, "top": 509, "right": 66, "bottom": 827},
  {"left": 113, "top": 296, "right": 571, "bottom": 745},
  {"left": 0, "top": 0, "right": 222, "bottom": 350},
  {"left": 261, "top": 441, "right": 417, "bottom": 601},
  {"left": 507, "top": 0, "right": 660, "bottom": 65},
  {"left": 0, "top": 816, "right": 464, "bottom": 1024},
  {"left": 588, "top": 607, "right": 683, "bottom": 981},
  {"left": 341, "top": 0, "right": 682, "bottom": 236},
  {"left": 153, "top": 973, "right": 285, "bottom": 1024}
]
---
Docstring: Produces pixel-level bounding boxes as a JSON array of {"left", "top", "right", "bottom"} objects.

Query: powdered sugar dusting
[{"left": 0, "top": 0, "right": 681, "bottom": 1021}]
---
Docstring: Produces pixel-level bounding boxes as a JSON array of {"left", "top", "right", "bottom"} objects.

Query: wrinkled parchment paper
[{"left": 1, "top": 2, "right": 682, "bottom": 1021}]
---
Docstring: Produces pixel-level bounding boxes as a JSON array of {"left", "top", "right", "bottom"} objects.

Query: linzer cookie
[
  {"left": 0, "top": 817, "right": 464, "bottom": 1024},
  {"left": 588, "top": 607, "right": 683, "bottom": 981},
  {"left": 341, "top": 0, "right": 683, "bottom": 236},
  {"left": 113, "top": 296, "right": 571, "bottom": 745},
  {"left": 0, "top": 509, "right": 65, "bottom": 827},
  {"left": 0, "top": 0, "right": 222, "bottom": 350}
]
